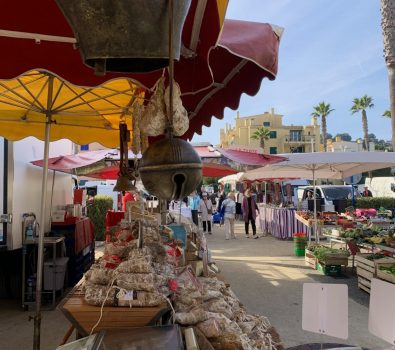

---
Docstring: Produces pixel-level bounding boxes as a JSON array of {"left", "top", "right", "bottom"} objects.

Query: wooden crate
[
  {"left": 357, "top": 275, "right": 371, "bottom": 294},
  {"left": 356, "top": 253, "right": 375, "bottom": 282},
  {"left": 59, "top": 286, "right": 169, "bottom": 336},
  {"left": 322, "top": 253, "right": 349, "bottom": 266},
  {"left": 376, "top": 261, "right": 395, "bottom": 284},
  {"left": 305, "top": 249, "right": 317, "bottom": 269}
]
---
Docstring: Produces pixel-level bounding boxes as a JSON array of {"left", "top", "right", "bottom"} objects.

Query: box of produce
[
  {"left": 376, "top": 261, "right": 395, "bottom": 284},
  {"left": 316, "top": 262, "right": 342, "bottom": 276},
  {"left": 311, "top": 246, "right": 349, "bottom": 266}
]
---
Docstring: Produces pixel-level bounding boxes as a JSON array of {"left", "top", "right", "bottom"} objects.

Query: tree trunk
[
  {"left": 362, "top": 110, "right": 369, "bottom": 150},
  {"left": 322, "top": 115, "right": 327, "bottom": 152},
  {"left": 381, "top": 0, "right": 395, "bottom": 151},
  {"left": 388, "top": 63, "right": 395, "bottom": 151},
  {"left": 260, "top": 138, "right": 265, "bottom": 152}
]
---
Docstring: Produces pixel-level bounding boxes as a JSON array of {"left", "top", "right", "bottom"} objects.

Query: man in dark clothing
[
  {"left": 362, "top": 186, "right": 373, "bottom": 197},
  {"left": 217, "top": 191, "right": 226, "bottom": 212}
]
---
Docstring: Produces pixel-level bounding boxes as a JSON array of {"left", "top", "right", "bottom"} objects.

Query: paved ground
[
  {"left": 207, "top": 221, "right": 389, "bottom": 349},
  {"left": 0, "top": 221, "right": 390, "bottom": 349}
]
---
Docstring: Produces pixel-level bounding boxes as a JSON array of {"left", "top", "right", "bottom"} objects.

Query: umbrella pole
[
  {"left": 313, "top": 168, "right": 319, "bottom": 243},
  {"left": 34, "top": 76, "right": 53, "bottom": 350}
]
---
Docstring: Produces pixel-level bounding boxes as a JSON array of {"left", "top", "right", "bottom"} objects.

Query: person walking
[
  {"left": 199, "top": 192, "right": 213, "bottom": 234},
  {"left": 242, "top": 188, "right": 259, "bottom": 239},
  {"left": 188, "top": 191, "right": 200, "bottom": 226},
  {"left": 236, "top": 190, "right": 244, "bottom": 221},
  {"left": 222, "top": 192, "right": 236, "bottom": 240}
]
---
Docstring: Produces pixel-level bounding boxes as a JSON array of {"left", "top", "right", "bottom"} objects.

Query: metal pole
[
  {"left": 168, "top": 0, "right": 174, "bottom": 128},
  {"left": 48, "top": 170, "right": 56, "bottom": 228},
  {"left": 33, "top": 75, "right": 53, "bottom": 350},
  {"left": 351, "top": 175, "right": 356, "bottom": 207},
  {"left": 313, "top": 167, "right": 318, "bottom": 243}
]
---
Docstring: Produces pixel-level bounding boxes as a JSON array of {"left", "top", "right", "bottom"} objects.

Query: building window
[
  {"left": 81, "top": 144, "right": 89, "bottom": 151},
  {"left": 269, "top": 147, "right": 277, "bottom": 154},
  {"left": 270, "top": 131, "right": 277, "bottom": 139},
  {"left": 263, "top": 121, "right": 270, "bottom": 127},
  {"left": 290, "top": 130, "right": 302, "bottom": 141},
  {"left": 291, "top": 146, "right": 305, "bottom": 153}
]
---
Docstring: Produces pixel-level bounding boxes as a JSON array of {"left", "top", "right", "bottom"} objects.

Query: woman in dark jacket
[{"left": 242, "top": 189, "right": 259, "bottom": 239}]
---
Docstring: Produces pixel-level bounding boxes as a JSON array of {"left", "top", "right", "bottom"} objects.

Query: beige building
[
  {"left": 220, "top": 109, "right": 321, "bottom": 154},
  {"left": 326, "top": 137, "right": 375, "bottom": 152}
]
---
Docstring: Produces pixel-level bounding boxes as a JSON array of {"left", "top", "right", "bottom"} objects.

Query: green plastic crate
[
  {"left": 294, "top": 248, "right": 306, "bottom": 257},
  {"left": 316, "top": 262, "right": 342, "bottom": 276}
]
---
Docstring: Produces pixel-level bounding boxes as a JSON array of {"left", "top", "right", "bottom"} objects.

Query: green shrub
[
  {"left": 87, "top": 195, "right": 113, "bottom": 241},
  {"left": 346, "top": 197, "right": 395, "bottom": 209}
]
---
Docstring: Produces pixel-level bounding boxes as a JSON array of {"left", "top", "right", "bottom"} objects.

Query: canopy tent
[
  {"left": 0, "top": 0, "right": 227, "bottom": 88},
  {"left": 218, "top": 172, "right": 246, "bottom": 184},
  {"left": 0, "top": 0, "right": 281, "bottom": 139},
  {"left": 242, "top": 151, "right": 395, "bottom": 241},
  {"left": 0, "top": 72, "right": 144, "bottom": 147},
  {"left": 217, "top": 148, "right": 286, "bottom": 166},
  {"left": 32, "top": 150, "right": 237, "bottom": 179},
  {"left": 242, "top": 152, "right": 395, "bottom": 181}
]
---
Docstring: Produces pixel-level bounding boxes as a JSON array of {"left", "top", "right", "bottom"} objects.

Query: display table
[
  {"left": 258, "top": 205, "right": 309, "bottom": 239},
  {"left": 59, "top": 283, "right": 171, "bottom": 336}
]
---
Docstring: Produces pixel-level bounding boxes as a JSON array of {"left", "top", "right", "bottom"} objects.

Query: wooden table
[{"left": 59, "top": 284, "right": 170, "bottom": 336}]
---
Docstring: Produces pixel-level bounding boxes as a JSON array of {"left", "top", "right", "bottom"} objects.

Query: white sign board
[
  {"left": 369, "top": 278, "right": 395, "bottom": 346},
  {"left": 302, "top": 283, "right": 348, "bottom": 339}
]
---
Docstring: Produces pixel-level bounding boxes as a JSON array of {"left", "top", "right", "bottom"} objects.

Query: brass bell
[
  {"left": 56, "top": 0, "right": 192, "bottom": 74},
  {"left": 113, "top": 174, "right": 137, "bottom": 192},
  {"left": 139, "top": 134, "right": 202, "bottom": 200}
]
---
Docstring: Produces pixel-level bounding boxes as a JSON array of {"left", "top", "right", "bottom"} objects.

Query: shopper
[
  {"left": 362, "top": 186, "right": 373, "bottom": 197},
  {"left": 199, "top": 192, "right": 213, "bottom": 234},
  {"left": 188, "top": 191, "right": 200, "bottom": 226},
  {"left": 236, "top": 190, "right": 244, "bottom": 220},
  {"left": 242, "top": 189, "right": 259, "bottom": 239},
  {"left": 217, "top": 190, "right": 226, "bottom": 212},
  {"left": 222, "top": 192, "right": 236, "bottom": 240},
  {"left": 122, "top": 191, "right": 135, "bottom": 211}
]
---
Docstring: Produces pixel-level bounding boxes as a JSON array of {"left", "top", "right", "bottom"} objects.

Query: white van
[
  {"left": 297, "top": 185, "right": 360, "bottom": 212},
  {"left": 281, "top": 179, "right": 310, "bottom": 206}
]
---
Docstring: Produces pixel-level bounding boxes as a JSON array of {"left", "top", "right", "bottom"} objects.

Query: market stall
[
  {"left": 258, "top": 204, "right": 309, "bottom": 239},
  {"left": 57, "top": 199, "right": 284, "bottom": 349},
  {"left": 0, "top": 1, "right": 286, "bottom": 349}
]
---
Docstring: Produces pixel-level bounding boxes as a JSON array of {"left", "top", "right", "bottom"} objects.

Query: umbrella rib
[
  {"left": 189, "top": 59, "right": 248, "bottom": 119},
  {"left": 55, "top": 85, "right": 137, "bottom": 112},
  {"left": 0, "top": 81, "right": 44, "bottom": 112},
  {"left": 17, "top": 76, "right": 48, "bottom": 112},
  {"left": 0, "top": 98, "right": 42, "bottom": 114},
  {"left": 50, "top": 80, "right": 66, "bottom": 111},
  {"left": 0, "top": 118, "right": 117, "bottom": 130}
]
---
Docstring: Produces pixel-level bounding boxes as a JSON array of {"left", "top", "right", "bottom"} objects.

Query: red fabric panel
[
  {"left": 105, "top": 211, "right": 125, "bottom": 233},
  {"left": 202, "top": 163, "right": 237, "bottom": 177},
  {"left": 75, "top": 217, "right": 94, "bottom": 254}
]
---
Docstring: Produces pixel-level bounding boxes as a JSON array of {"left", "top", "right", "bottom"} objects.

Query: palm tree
[
  {"left": 311, "top": 102, "right": 334, "bottom": 152},
  {"left": 350, "top": 95, "right": 374, "bottom": 150},
  {"left": 383, "top": 110, "right": 391, "bottom": 118},
  {"left": 251, "top": 127, "right": 271, "bottom": 151},
  {"left": 381, "top": 0, "right": 395, "bottom": 150}
]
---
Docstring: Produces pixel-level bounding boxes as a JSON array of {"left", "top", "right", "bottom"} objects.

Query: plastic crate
[
  {"left": 316, "top": 262, "right": 342, "bottom": 276},
  {"left": 44, "top": 257, "right": 69, "bottom": 290}
]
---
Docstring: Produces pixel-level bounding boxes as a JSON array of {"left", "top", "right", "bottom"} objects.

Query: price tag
[{"left": 124, "top": 290, "right": 134, "bottom": 301}]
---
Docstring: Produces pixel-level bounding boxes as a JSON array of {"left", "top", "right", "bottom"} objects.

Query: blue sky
[{"left": 191, "top": 0, "right": 390, "bottom": 144}]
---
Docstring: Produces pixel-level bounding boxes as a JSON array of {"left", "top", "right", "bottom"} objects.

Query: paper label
[{"left": 124, "top": 290, "right": 135, "bottom": 301}]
